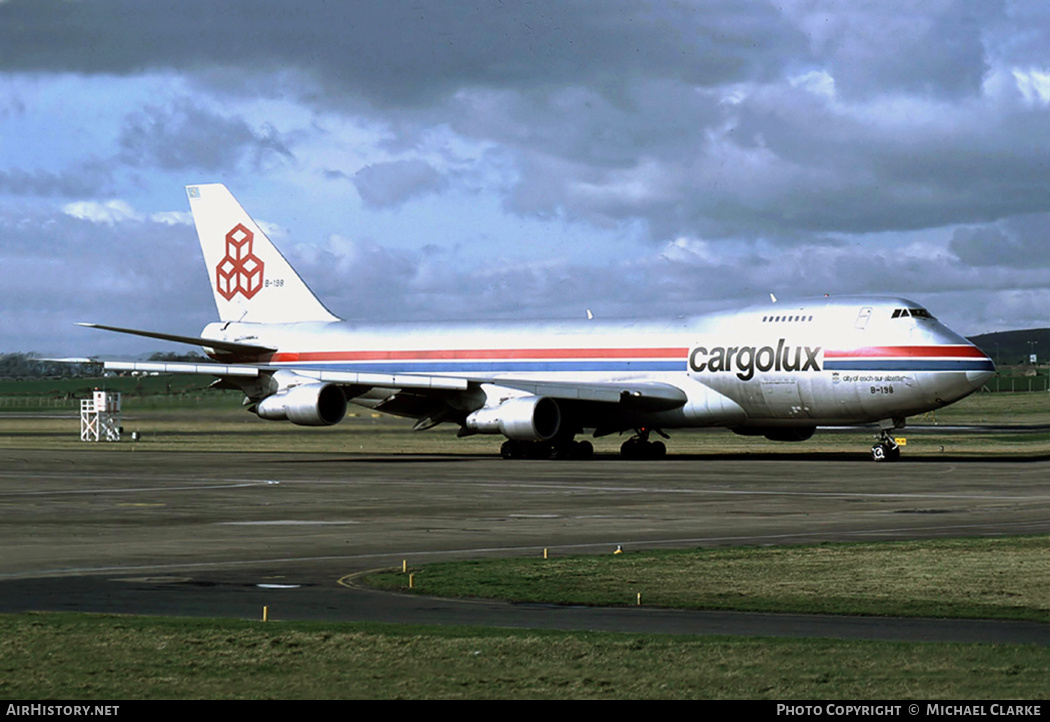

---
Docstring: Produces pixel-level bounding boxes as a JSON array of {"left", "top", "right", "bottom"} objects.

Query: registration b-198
[{"left": 834, "top": 374, "right": 905, "bottom": 394}]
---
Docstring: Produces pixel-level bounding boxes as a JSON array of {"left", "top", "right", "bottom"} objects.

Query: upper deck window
[{"left": 762, "top": 315, "right": 814, "bottom": 323}]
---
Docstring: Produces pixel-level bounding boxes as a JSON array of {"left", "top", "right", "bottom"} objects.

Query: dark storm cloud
[
  {"left": 0, "top": 208, "right": 212, "bottom": 353},
  {"left": 0, "top": 164, "right": 112, "bottom": 197},
  {"left": 791, "top": 3, "right": 995, "bottom": 100},
  {"left": 949, "top": 214, "right": 1050, "bottom": 268},
  {"left": 118, "top": 99, "right": 293, "bottom": 171},
  {"left": 984, "top": 1, "right": 1050, "bottom": 66},
  {"left": 353, "top": 160, "right": 448, "bottom": 208},
  {"left": 3, "top": 0, "right": 1049, "bottom": 346},
  {"left": 487, "top": 68, "right": 1050, "bottom": 240},
  {"left": 3, "top": 0, "right": 1036, "bottom": 241},
  {"left": 0, "top": 0, "right": 806, "bottom": 105}
]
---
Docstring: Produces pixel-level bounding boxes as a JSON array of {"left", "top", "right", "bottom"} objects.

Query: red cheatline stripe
[
  {"left": 826, "top": 346, "right": 988, "bottom": 359},
  {"left": 270, "top": 347, "right": 689, "bottom": 363}
]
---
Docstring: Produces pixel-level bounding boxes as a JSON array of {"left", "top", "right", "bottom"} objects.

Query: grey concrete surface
[{"left": 1, "top": 449, "right": 1048, "bottom": 644}]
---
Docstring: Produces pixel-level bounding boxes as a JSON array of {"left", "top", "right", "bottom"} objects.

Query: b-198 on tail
[{"left": 84, "top": 184, "right": 995, "bottom": 461}]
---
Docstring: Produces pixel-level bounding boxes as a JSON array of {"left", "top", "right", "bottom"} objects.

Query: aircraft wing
[
  {"left": 98, "top": 359, "right": 684, "bottom": 405},
  {"left": 96, "top": 360, "right": 470, "bottom": 392},
  {"left": 82, "top": 323, "right": 688, "bottom": 415},
  {"left": 103, "top": 360, "right": 262, "bottom": 377},
  {"left": 471, "top": 377, "right": 688, "bottom": 411}
]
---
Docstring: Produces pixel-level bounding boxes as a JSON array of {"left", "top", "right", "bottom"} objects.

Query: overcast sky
[{"left": 3, "top": 0, "right": 1050, "bottom": 356}]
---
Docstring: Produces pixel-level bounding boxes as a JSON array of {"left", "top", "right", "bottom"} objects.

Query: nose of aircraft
[{"left": 965, "top": 347, "right": 996, "bottom": 391}]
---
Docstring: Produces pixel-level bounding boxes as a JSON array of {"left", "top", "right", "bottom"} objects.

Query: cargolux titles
[{"left": 689, "top": 339, "right": 822, "bottom": 381}]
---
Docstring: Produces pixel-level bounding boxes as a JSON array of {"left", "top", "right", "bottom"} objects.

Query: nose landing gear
[{"left": 871, "top": 431, "right": 901, "bottom": 462}]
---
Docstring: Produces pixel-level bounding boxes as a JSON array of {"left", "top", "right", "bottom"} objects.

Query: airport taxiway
[{"left": 1, "top": 448, "right": 1049, "bottom": 644}]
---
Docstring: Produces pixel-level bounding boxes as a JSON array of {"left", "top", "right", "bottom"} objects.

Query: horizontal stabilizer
[{"left": 78, "top": 323, "right": 276, "bottom": 356}]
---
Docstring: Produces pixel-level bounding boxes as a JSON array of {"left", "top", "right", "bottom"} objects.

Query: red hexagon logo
[{"left": 215, "top": 224, "right": 264, "bottom": 300}]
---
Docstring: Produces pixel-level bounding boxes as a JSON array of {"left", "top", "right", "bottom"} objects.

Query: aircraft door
[{"left": 855, "top": 306, "right": 873, "bottom": 330}]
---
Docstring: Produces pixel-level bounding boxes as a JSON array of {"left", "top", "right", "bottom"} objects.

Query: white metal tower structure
[{"left": 80, "top": 390, "right": 121, "bottom": 442}]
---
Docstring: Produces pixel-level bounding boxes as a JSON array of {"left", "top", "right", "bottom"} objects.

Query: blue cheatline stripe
[
  {"left": 276, "top": 360, "right": 688, "bottom": 373},
  {"left": 271, "top": 359, "right": 993, "bottom": 375},
  {"left": 825, "top": 360, "right": 996, "bottom": 372}
]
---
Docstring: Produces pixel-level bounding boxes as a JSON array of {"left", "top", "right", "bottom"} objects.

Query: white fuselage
[{"left": 203, "top": 296, "right": 994, "bottom": 435}]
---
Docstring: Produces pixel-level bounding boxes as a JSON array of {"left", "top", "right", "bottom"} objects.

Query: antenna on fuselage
[{"left": 770, "top": 293, "right": 778, "bottom": 303}]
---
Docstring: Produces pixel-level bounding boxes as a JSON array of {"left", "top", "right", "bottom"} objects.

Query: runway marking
[
  {"left": 2, "top": 475, "right": 1046, "bottom": 505},
  {"left": 461, "top": 481, "right": 1050, "bottom": 502},
  {"left": 0, "top": 480, "right": 279, "bottom": 496},
  {"left": 219, "top": 520, "right": 361, "bottom": 526},
  {"left": 3, "top": 469, "right": 1046, "bottom": 502}
]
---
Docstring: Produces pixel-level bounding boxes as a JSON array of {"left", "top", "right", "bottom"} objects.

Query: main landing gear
[
  {"left": 500, "top": 438, "right": 594, "bottom": 460},
  {"left": 871, "top": 431, "right": 901, "bottom": 463},
  {"left": 497, "top": 428, "right": 671, "bottom": 460},
  {"left": 620, "top": 428, "right": 667, "bottom": 460}
]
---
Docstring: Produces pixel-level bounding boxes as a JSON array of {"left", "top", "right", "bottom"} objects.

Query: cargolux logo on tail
[{"left": 215, "top": 224, "right": 264, "bottom": 300}]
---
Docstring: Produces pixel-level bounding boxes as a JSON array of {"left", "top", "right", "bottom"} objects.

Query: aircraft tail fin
[{"left": 186, "top": 184, "right": 340, "bottom": 324}]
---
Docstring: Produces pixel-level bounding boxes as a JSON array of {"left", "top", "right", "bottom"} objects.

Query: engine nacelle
[
  {"left": 464, "top": 396, "right": 561, "bottom": 441},
  {"left": 255, "top": 382, "right": 347, "bottom": 426}
]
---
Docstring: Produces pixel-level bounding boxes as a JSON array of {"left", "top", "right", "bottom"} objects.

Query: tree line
[{"left": 0, "top": 351, "right": 204, "bottom": 379}]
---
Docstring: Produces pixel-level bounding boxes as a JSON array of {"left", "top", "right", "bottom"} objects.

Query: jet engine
[
  {"left": 464, "top": 396, "right": 561, "bottom": 441},
  {"left": 255, "top": 382, "right": 347, "bottom": 426}
]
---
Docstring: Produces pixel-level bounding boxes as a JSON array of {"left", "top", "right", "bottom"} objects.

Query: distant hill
[{"left": 969, "top": 328, "right": 1050, "bottom": 367}]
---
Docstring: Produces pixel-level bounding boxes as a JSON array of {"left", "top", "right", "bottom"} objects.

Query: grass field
[
  {"left": 1, "top": 614, "right": 1047, "bottom": 699},
  {"left": 366, "top": 536, "right": 1050, "bottom": 623}
]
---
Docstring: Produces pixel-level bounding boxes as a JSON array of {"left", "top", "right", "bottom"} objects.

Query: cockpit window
[{"left": 892, "top": 307, "right": 935, "bottom": 320}]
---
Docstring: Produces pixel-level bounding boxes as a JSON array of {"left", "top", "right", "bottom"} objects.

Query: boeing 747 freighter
[{"left": 83, "top": 184, "right": 995, "bottom": 461}]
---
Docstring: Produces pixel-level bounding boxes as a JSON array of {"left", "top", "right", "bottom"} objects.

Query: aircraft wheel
[
  {"left": 871, "top": 442, "right": 900, "bottom": 462},
  {"left": 525, "top": 442, "right": 552, "bottom": 460},
  {"left": 550, "top": 441, "right": 575, "bottom": 460},
  {"left": 621, "top": 438, "right": 641, "bottom": 459},
  {"left": 621, "top": 438, "right": 666, "bottom": 460},
  {"left": 504, "top": 439, "right": 596, "bottom": 461},
  {"left": 576, "top": 440, "right": 594, "bottom": 460}
]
